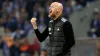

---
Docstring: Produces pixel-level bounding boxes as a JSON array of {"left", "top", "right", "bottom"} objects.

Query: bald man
[{"left": 31, "top": 2, "right": 75, "bottom": 56}]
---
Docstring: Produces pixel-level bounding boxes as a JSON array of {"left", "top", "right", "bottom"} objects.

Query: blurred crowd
[
  {"left": 88, "top": 8, "right": 100, "bottom": 38},
  {"left": 0, "top": 0, "right": 97, "bottom": 56}
]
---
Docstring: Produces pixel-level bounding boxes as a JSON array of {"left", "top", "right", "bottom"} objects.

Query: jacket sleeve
[
  {"left": 62, "top": 21, "right": 75, "bottom": 55},
  {"left": 34, "top": 26, "right": 49, "bottom": 42}
]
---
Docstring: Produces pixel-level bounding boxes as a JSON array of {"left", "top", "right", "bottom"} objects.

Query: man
[
  {"left": 31, "top": 2, "right": 75, "bottom": 56},
  {"left": 88, "top": 12, "right": 100, "bottom": 38}
]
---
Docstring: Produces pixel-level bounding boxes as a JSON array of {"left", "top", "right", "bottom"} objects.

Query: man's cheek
[{"left": 51, "top": 10, "right": 54, "bottom": 15}]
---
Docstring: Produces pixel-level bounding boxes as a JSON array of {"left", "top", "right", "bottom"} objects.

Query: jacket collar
[{"left": 53, "top": 15, "right": 62, "bottom": 22}]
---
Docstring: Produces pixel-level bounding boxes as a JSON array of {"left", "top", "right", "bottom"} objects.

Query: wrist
[
  {"left": 34, "top": 27, "right": 37, "bottom": 29},
  {"left": 32, "top": 25, "right": 37, "bottom": 29}
]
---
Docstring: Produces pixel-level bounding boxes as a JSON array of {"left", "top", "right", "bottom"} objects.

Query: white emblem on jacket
[
  {"left": 49, "top": 27, "right": 51, "bottom": 31},
  {"left": 57, "top": 28, "right": 60, "bottom": 31},
  {"left": 49, "top": 32, "right": 52, "bottom": 35}
]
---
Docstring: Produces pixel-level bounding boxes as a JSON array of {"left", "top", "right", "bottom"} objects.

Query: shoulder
[
  {"left": 61, "top": 17, "right": 67, "bottom": 23},
  {"left": 61, "top": 18, "right": 71, "bottom": 25},
  {"left": 62, "top": 19, "right": 72, "bottom": 27},
  {"left": 49, "top": 20, "right": 53, "bottom": 23}
]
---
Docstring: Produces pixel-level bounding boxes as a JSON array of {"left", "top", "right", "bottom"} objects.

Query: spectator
[
  {"left": 32, "top": 2, "right": 41, "bottom": 25},
  {"left": 63, "top": 0, "right": 72, "bottom": 19},
  {"left": 28, "top": 37, "right": 40, "bottom": 56},
  {"left": 3, "top": 34, "right": 14, "bottom": 56},
  {"left": 2, "top": 15, "right": 17, "bottom": 32},
  {"left": 10, "top": 28, "right": 27, "bottom": 56},
  {"left": 2, "top": 0, "right": 14, "bottom": 14},
  {"left": 26, "top": 0, "right": 35, "bottom": 20},
  {"left": 23, "top": 20, "right": 32, "bottom": 35},
  {"left": 16, "top": 14, "right": 25, "bottom": 30},
  {"left": 44, "top": 1, "right": 51, "bottom": 25},
  {"left": 72, "top": 0, "right": 83, "bottom": 11},
  {"left": 75, "top": 0, "right": 87, "bottom": 7},
  {"left": 88, "top": 12, "right": 100, "bottom": 38}
]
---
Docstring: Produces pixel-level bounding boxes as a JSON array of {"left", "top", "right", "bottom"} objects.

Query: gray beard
[{"left": 48, "top": 14, "right": 56, "bottom": 20}]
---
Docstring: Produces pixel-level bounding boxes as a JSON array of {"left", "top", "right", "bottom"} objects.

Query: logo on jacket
[
  {"left": 49, "top": 27, "right": 51, "bottom": 31},
  {"left": 57, "top": 28, "right": 60, "bottom": 31}
]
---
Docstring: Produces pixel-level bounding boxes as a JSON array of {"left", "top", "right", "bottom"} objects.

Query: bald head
[
  {"left": 48, "top": 2, "right": 63, "bottom": 20},
  {"left": 51, "top": 2, "right": 63, "bottom": 12}
]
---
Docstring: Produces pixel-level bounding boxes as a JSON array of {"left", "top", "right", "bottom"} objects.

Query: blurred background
[{"left": 0, "top": 0, "right": 100, "bottom": 56}]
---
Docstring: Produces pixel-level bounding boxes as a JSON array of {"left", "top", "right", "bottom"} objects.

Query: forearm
[
  {"left": 34, "top": 29, "right": 44, "bottom": 42},
  {"left": 34, "top": 27, "right": 49, "bottom": 42}
]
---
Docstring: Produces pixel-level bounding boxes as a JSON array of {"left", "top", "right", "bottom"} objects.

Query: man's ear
[{"left": 57, "top": 8, "right": 60, "bottom": 13}]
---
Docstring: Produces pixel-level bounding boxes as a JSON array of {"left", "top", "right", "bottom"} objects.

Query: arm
[
  {"left": 62, "top": 21, "right": 75, "bottom": 55},
  {"left": 30, "top": 18, "right": 49, "bottom": 42},
  {"left": 34, "top": 26, "right": 49, "bottom": 42}
]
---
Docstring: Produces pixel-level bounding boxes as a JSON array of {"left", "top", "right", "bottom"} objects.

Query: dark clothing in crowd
[
  {"left": 3, "top": 20, "right": 17, "bottom": 32},
  {"left": 34, "top": 16, "right": 75, "bottom": 56},
  {"left": 26, "top": 1, "right": 35, "bottom": 21},
  {"left": 9, "top": 45, "right": 21, "bottom": 56},
  {"left": 0, "top": 42, "right": 4, "bottom": 49},
  {"left": 89, "top": 19, "right": 100, "bottom": 37},
  {"left": 0, "top": 0, "right": 3, "bottom": 9},
  {"left": 75, "top": 0, "right": 87, "bottom": 7}
]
